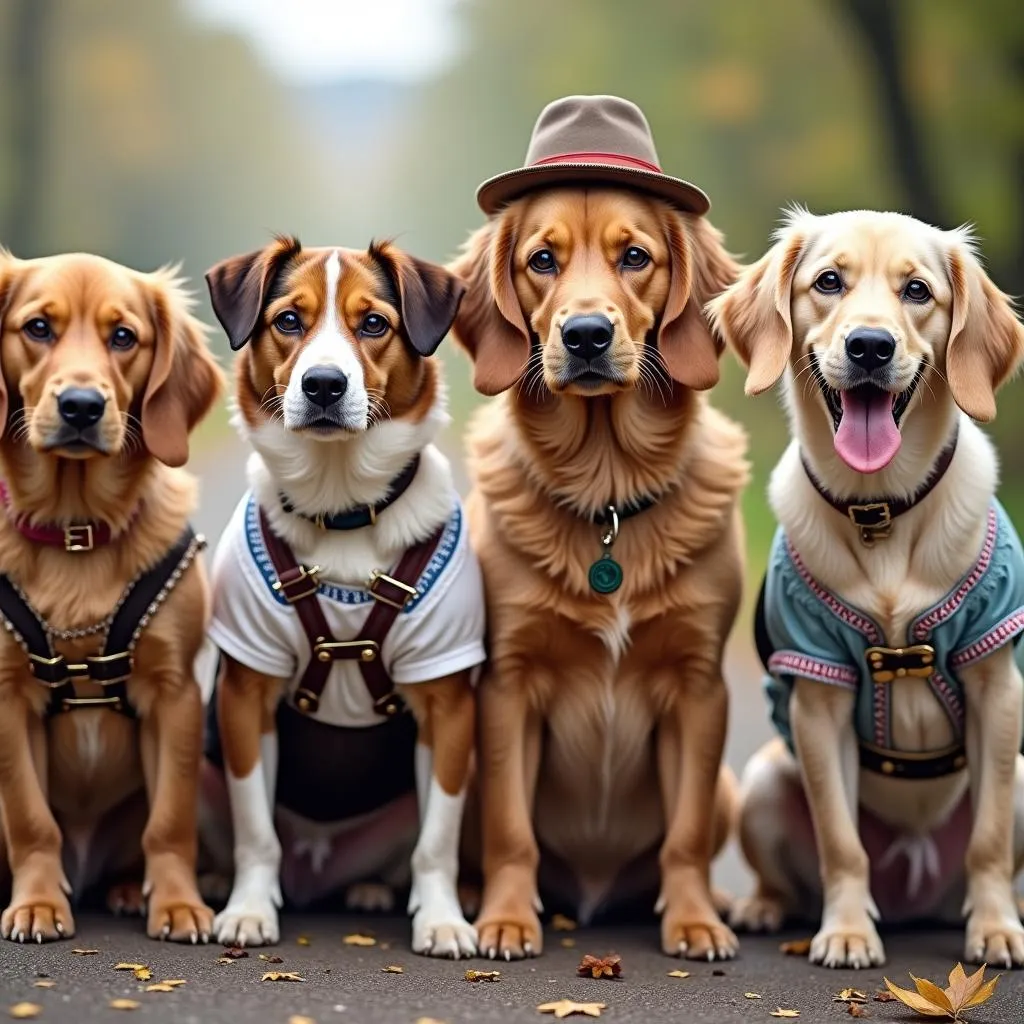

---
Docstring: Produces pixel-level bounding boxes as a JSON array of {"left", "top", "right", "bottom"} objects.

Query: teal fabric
[{"left": 763, "top": 500, "right": 1024, "bottom": 753}]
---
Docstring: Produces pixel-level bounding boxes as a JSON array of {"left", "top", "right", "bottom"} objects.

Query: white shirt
[{"left": 208, "top": 492, "right": 486, "bottom": 729}]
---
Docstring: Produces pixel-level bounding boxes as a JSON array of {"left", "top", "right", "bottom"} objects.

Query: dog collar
[
  {"left": 279, "top": 455, "right": 421, "bottom": 531},
  {"left": 0, "top": 481, "right": 137, "bottom": 552},
  {"left": 801, "top": 429, "right": 959, "bottom": 547},
  {"left": 583, "top": 494, "right": 659, "bottom": 595}
]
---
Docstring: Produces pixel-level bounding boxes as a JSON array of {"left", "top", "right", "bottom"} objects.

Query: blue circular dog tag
[{"left": 589, "top": 552, "right": 623, "bottom": 594}]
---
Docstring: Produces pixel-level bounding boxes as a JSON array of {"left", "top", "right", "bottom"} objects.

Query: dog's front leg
[
  {"left": 401, "top": 673, "right": 477, "bottom": 959},
  {"left": 210, "top": 657, "right": 283, "bottom": 947},
  {"left": 656, "top": 673, "right": 737, "bottom": 960},
  {"left": 791, "top": 677, "right": 883, "bottom": 968},
  {"left": 960, "top": 643, "right": 1024, "bottom": 967},
  {"left": 139, "top": 678, "right": 213, "bottom": 942},
  {"left": 474, "top": 669, "right": 544, "bottom": 960},
  {"left": 0, "top": 699, "right": 73, "bottom": 942}
]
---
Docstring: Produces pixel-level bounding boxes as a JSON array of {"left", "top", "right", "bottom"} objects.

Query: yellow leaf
[
  {"left": 882, "top": 979, "right": 951, "bottom": 1017},
  {"left": 109, "top": 1001, "right": 140, "bottom": 1011},
  {"left": 342, "top": 934, "right": 376, "bottom": 947},
  {"left": 381, "top": 965, "right": 404, "bottom": 974},
  {"left": 260, "top": 972, "right": 305, "bottom": 983},
  {"left": 464, "top": 970, "right": 501, "bottom": 983},
  {"left": 666, "top": 970, "right": 690, "bottom": 979},
  {"left": 770, "top": 1011, "right": 800, "bottom": 1019},
  {"left": 834, "top": 989, "right": 867, "bottom": 1003},
  {"left": 71, "top": 949, "right": 99, "bottom": 956},
  {"left": 114, "top": 963, "right": 147, "bottom": 972},
  {"left": 962, "top": 974, "right": 1001, "bottom": 1009},
  {"left": 31, "top": 982, "right": 55, "bottom": 990},
  {"left": 143, "top": 985, "right": 176, "bottom": 993},
  {"left": 296, "top": 935, "right": 311, "bottom": 946},
  {"left": 744, "top": 992, "right": 761, "bottom": 999},
  {"left": 215, "top": 957, "right": 235, "bottom": 965},
  {"left": 537, "top": 1000, "right": 605, "bottom": 1019},
  {"left": 159, "top": 981, "right": 186, "bottom": 988},
  {"left": 132, "top": 968, "right": 151, "bottom": 982},
  {"left": 911, "top": 974, "right": 954, "bottom": 1014},
  {"left": 944, "top": 963, "right": 975, "bottom": 1008},
  {"left": 551, "top": 915, "right": 577, "bottom": 932},
  {"left": 8, "top": 1005, "right": 42, "bottom": 1020},
  {"left": 258, "top": 954, "right": 284, "bottom": 963}
]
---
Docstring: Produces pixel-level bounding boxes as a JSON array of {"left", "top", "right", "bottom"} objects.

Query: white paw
[
  {"left": 214, "top": 876, "right": 282, "bottom": 947},
  {"left": 730, "top": 894, "right": 785, "bottom": 933},
  {"left": 810, "top": 920, "right": 885, "bottom": 969},
  {"left": 965, "top": 911, "right": 1024, "bottom": 968},
  {"left": 345, "top": 882, "right": 395, "bottom": 913},
  {"left": 412, "top": 905, "right": 478, "bottom": 959}
]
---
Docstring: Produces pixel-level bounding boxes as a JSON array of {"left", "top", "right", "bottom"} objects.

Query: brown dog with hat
[{"left": 450, "top": 95, "right": 748, "bottom": 960}]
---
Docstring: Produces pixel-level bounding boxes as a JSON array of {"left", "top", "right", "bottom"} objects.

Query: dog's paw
[
  {"left": 476, "top": 907, "right": 543, "bottom": 960},
  {"left": 147, "top": 889, "right": 213, "bottom": 944},
  {"left": 107, "top": 881, "right": 146, "bottom": 917},
  {"left": 412, "top": 906, "right": 477, "bottom": 959},
  {"left": 214, "top": 897, "right": 280, "bottom": 947},
  {"left": 965, "top": 912, "right": 1024, "bottom": 968},
  {"left": 810, "top": 919, "right": 885, "bottom": 969},
  {"left": 660, "top": 909, "right": 738, "bottom": 961},
  {"left": 1, "top": 893, "right": 74, "bottom": 943},
  {"left": 345, "top": 882, "right": 395, "bottom": 913},
  {"left": 730, "top": 893, "right": 785, "bottom": 933}
]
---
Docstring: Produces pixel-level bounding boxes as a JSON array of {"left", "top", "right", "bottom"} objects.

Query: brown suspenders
[{"left": 257, "top": 507, "right": 444, "bottom": 718}]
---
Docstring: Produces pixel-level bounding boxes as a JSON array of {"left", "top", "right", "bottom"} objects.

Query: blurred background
[{"left": 1, "top": 0, "right": 1021, "bottom": 886}]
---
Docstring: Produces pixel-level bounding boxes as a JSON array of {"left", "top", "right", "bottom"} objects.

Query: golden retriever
[
  {"left": 0, "top": 251, "right": 223, "bottom": 942},
  {"left": 450, "top": 187, "right": 747, "bottom": 960},
  {"left": 709, "top": 208, "right": 1024, "bottom": 968}
]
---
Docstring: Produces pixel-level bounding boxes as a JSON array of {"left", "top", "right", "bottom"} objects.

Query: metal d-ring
[{"left": 601, "top": 505, "right": 620, "bottom": 548}]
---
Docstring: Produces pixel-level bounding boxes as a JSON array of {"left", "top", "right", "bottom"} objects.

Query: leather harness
[{"left": 0, "top": 527, "right": 205, "bottom": 718}]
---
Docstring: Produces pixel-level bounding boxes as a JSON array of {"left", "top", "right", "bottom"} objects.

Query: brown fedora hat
[{"left": 476, "top": 94, "right": 710, "bottom": 216}]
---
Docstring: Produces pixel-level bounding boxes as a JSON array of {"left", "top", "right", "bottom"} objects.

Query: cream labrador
[{"left": 708, "top": 208, "right": 1024, "bottom": 969}]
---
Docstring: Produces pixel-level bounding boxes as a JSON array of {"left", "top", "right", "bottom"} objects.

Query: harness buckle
[
  {"left": 60, "top": 695, "right": 123, "bottom": 713},
  {"left": 272, "top": 564, "right": 321, "bottom": 603},
  {"left": 312, "top": 639, "right": 379, "bottom": 664},
  {"left": 373, "top": 692, "right": 403, "bottom": 717},
  {"left": 847, "top": 503, "right": 892, "bottom": 547},
  {"left": 28, "top": 653, "right": 69, "bottom": 686},
  {"left": 367, "top": 570, "right": 418, "bottom": 610},
  {"left": 294, "top": 688, "right": 320, "bottom": 714},
  {"left": 865, "top": 643, "right": 935, "bottom": 684},
  {"left": 64, "top": 524, "right": 95, "bottom": 552}
]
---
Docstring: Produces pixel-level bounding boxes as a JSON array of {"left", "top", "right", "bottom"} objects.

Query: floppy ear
[
  {"left": 656, "top": 213, "right": 740, "bottom": 391},
  {"left": 945, "top": 237, "right": 1024, "bottom": 423},
  {"left": 371, "top": 244, "right": 465, "bottom": 356},
  {"left": 448, "top": 213, "right": 532, "bottom": 396},
  {"left": 205, "top": 235, "right": 301, "bottom": 350},
  {"left": 142, "top": 269, "right": 226, "bottom": 467},
  {"left": 0, "top": 253, "right": 15, "bottom": 440},
  {"left": 706, "top": 226, "right": 805, "bottom": 396}
]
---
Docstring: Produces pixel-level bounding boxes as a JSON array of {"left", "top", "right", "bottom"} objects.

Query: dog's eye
[
  {"left": 903, "top": 279, "right": 932, "bottom": 303},
  {"left": 23, "top": 317, "right": 53, "bottom": 342},
  {"left": 109, "top": 326, "right": 137, "bottom": 351},
  {"left": 813, "top": 270, "right": 843, "bottom": 294},
  {"left": 359, "top": 313, "right": 389, "bottom": 337},
  {"left": 528, "top": 249, "right": 557, "bottom": 274},
  {"left": 273, "top": 310, "right": 302, "bottom": 334},
  {"left": 621, "top": 246, "right": 650, "bottom": 270}
]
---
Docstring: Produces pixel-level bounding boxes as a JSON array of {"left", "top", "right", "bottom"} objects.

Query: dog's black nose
[
  {"left": 301, "top": 366, "right": 348, "bottom": 408},
  {"left": 57, "top": 388, "right": 106, "bottom": 429},
  {"left": 845, "top": 327, "right": 895, "bottom": 373},
  {"left": 561, "top": 314, "right": 614, "bottom": 362}
]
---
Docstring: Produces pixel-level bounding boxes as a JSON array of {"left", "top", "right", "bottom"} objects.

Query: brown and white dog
[
  {"left": 200, "top": 237, "right": 483, "bottom": 957},
  {"left": 0, "top": 251, "right": 223, "bottom": 942},
  {"left": 710, "top": 209, "right": 1024, "bottom": 969},
  {"left": 450, "top": 186, "right": 747, "bottom": 961}
]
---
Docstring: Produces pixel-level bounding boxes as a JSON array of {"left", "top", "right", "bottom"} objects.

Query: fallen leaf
[
  {"left": 132, "top": 968, "right": 151, "bottom": 982},
  {"left": 560, "top": 938, "right": 576, "bottom": 949},
  {"left": 779, "top": 938, "right": 811, "bottom": 956},
  {"left": 848, "top": 1005, "right": 868, "bottom": 1018},
  {"left": 744, "top": 993, "right": 761, "bottom": 999},
  {"left": 342, "top": 934, "right": 376, "bottom": 947},
  {"left": 576, "top": 954, "right": 621, "bottom": 980},
  {"left": 109, "top": 1001, "right": 140, "bottom": 1012},
  {"left": 835, "top": 989, "right": 868, "bottom": 1003},
  {"left": 259, "top": 954, "right": 284, "bottom": 963},
  {"left": 71, "top": 949, "right": 99, "bottom": 956},
  {"left": 551, "top": 915, "right": 577, "bottom": 932},
  {"left": 873, "top": 990, "right": 896, "bottom": 1003},
  {"left": 770, "top": 1011, "right": 800, "bottom": 1019},
  {"left": 215, "top": 957, "right": 236, "bottom": 965},
  {"left": 381, "top": 965, "right": 404, "bottom": 974},
  {"left": 143, "top": 985, "right": 177, "bottom": 994},
  {"left": 221, "top": 947, "right": 249, "bottom": 959},
  {"left": 31, "top": 982, "right": 55, "bottom": 990},
  {"left": 537, "top": 1000, "right": 605, "bottom": 1019},
  {"left": 159, "top": 981, "right": 186, "bottom": 988},
  {"left": 260, "top": 971, "right": 305, "bottom": 983},
  {"left": 8, "top": 1006, "right": 41, "bottom": 1020},
  {"left": 296, "top": 936, "right": 311, "bottom": 946},
  {"left": 114, "top": 963, "right": 148, "bottom": 972},
  {"left": 883, "top": 963, "right": 1000, "bottom": 1020},
  {"left": 667, "top": 970, "right": 690, "bottom": 979},
  {"left": 464, "top": 970, "right": 501, "bottom": 983}
]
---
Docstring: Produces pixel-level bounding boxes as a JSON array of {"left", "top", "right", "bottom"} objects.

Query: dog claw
[
  {"left": 524, "top": 943, "right": 533, "bottom": 956},
  {"left": 486, "top": 947, "right": 496, "bottom": 959},
  {"left": 504, "top": 949, "right": 511, "bottom": 962}
]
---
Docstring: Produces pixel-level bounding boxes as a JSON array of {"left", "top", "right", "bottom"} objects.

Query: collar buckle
[
  {"left": 847, "top": 502, "right": 892, "bottom": 546},
  {"left": 64, "top": 524, "right": 94, "bottom": 552}
]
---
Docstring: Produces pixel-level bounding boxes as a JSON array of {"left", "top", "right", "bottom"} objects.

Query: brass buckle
[
  {"left": 61, "top": 695, "right": 123, "bottom": 712},
  {"left": 28, "top": 653, "right": 69, "bottom": 686},
  {"left": 373, "top": 692, "right": 402, "bottom": 716},
  {"left": 294, "top": 688, "right": 320, "bottom": 714},
  {"left": 272, "top": 564, "right": 321, "bottom": 602},
  {"left": 87, "top": 651, "right": 134, "bottom": 683},
  {"left": 865, "top": 643, "right": 935, "bottom": 684},
  {"left": 367, "top": 504, "right": 377, "bottom": 526},
  {"left": 312, "top": 639, "right": 379, "bottom": 664},
  {"left": 367, "top": 570, "right": 418, "bottom": 610},
  {"left": 847, "top": 503, "right": 892, "bottom": 547},
  {"left": 64, "top": 524, "right": 94, "bottom": 552}
]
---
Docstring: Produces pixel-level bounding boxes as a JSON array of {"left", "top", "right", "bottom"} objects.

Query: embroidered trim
[
  {"left": 767, "top": 651, "right": 858, "bottom": 688},
  {"left": 928, "top": 669, "right": 966, "bottom": 738},
  {"left": 950, "top": 607, "right": 1024, "bottom": 669},
  {"left": 246, "top": 494, "right": 461, "bottom": 611},
  {"left": 873, "top": 677, "right": 889, "bottom": 747},
  {"left": 912, "top": 506, "right": 999, "bottom": 640}
]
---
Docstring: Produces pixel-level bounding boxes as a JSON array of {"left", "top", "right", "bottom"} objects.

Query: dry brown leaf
[
  {"left": 835, "top": 989, "right": 868, "bottom": 1003},
  {"left": 143, "top": 985, "right": 177, "bottom": 994},
  {"left": 770, "top": 1011, "right": 800, "bottom": 1019},
  {"left": 537, "top": 1000, "right": 605, "bottom": 1019},
  {"left": 576, "top": 954, "right": 621, "bottom": 980},
  {"left": 342, "top": 933, "right": 376, "bottom": 947},
  {"left": 883, "top": 963, "right": 1001, "bottom": 1020},
  {"left": 8, "top": 1006, "right": 42, "bottom": 1020},
  {"left": 744, "top": 993, "right": 761, "bottom": 999},
  {"left": 666, "top": 970, "right": 690, "bottom": 979},
  {"left": 381, "top": 965, "right": 404, "bottom": 974},
  {"left": 71, "top": 949, "right": 99, "bottom": 956},
  {"left": 296, "top": 935, "right": 311, "bottom": 946},
  {"left": 560, "top": 938, "right": 576, "bottom": 949},
  {"left": 551, "top": 915, "right": 577, "bottom": 932},
  {"left": 260, "top": 971, "right": 305, "bottom": 983},
  {"left": 848, "top": 1004, "right": 868, "bottom": 1019},
  {"left": 159, "top": 981, "right": 186, "bottom": 988},
  {"left": 31, "top": 982, "right": 55, "bottom": 990},
  {"left": 215, "top": 957, "right": 236, "bottom": 965},
  {"left": 464, "top": 970, "right": 501, "bottom": 983},
  {"left": 873, "top": 990, "right": 896, "bottom": 1003},
  {"left": 109, "top": 1001, "right": 140, "bottom": 1012},
  {"left": 114, "top": 963, "right": 147, "bottom": 972},
  {"left": 778, "top": 938, "right": 812, "bottom": 956},
  {"left": 221, "top": 946, "right": 248, "bottom": 959},
  {"left": 258, "top": 953, "right": 284, "bottom": 963}
]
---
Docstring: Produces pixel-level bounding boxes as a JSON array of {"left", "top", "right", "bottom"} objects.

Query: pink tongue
[{"left": 834, "top": 389, "right": 901, "bottom": 473}]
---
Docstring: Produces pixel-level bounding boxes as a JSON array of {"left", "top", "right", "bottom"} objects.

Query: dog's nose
[
  {"left": 561, "top": 314, "right": 614, "bottom": 362},
  {"left": 57, "top": 388, "right": 106, "bottom": 430},
  {"left": 845, "top": 327, "right": 895, "bottom": 373},
  {"left": 301, "top": 366, "right": 348, "bottom": 408}
]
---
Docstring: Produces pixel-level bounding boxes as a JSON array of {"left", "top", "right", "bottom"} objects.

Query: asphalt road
[{"left": 2, "top": 914, "right": 1022, "bottom": 1024}]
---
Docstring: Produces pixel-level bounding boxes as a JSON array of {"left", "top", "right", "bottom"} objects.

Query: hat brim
[{"left": 476, "top": 162, "right": 711, "bottom": 216}]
